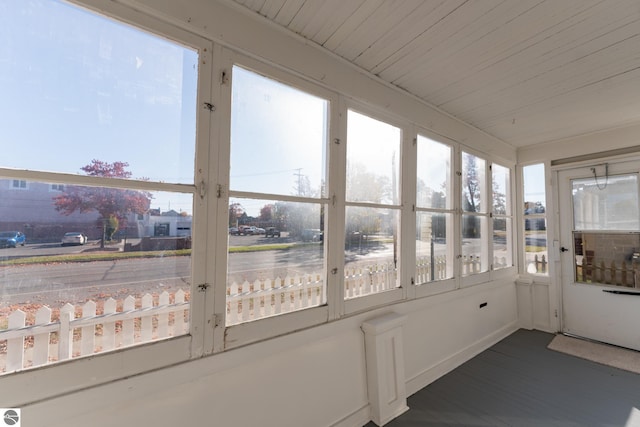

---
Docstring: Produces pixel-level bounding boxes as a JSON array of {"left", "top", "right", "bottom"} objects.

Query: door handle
[{"left": 560, "top": 246, "right": 569, "bottom": 252}]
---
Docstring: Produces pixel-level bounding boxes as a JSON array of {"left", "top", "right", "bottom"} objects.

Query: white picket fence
[
  {"left": 226, "top": 274, "right": 324, "bottom": 325},
  {"left": 2, "top": 254, "right": 503, "bottom": 372},
  {"left": 1, "top": 290, "right": 189, "bottom": 373}
]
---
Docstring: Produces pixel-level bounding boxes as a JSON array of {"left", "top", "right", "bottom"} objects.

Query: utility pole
[{"left": 294, "top": 168, "right": 303, "bottom": 195}]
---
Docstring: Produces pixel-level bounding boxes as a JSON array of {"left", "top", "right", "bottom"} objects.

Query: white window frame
[
  {"left": 459, "top": 148, "right": 517, "bottom": 287},
  {"left": 341, "top": 102, "right": 408, "bottom": 315},
  {"left": 491, "top": 161, "right": 515, "bottom": 273},
  {"left": 413, "top": 129, "right": 457, "bottom": 298},
  {"left": 519, "top": 162, "right": 550, "bottom": 278},
  {"left": 217, "top": 49, "right": 339, "bottom": 349},
  {"left": 11, "top": 179, "right": 28, "bottom": 190},
  {"left": 0, "top": 0, "right": 215, "bottom": 404}
]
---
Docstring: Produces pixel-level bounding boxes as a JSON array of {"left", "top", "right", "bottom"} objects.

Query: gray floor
[{"left": 367, "top": 329, "right": 640, "bottom": 427}]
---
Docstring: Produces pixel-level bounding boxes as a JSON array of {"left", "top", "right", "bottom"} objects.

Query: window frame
[
  {"left": 520, "top": 162, "right": 549, "bottom": 278},
  {"left": 0, "top": 0, "right": 214, "bottom": 402},
  {"left": 459, "top": 148, "right": 517, "bottom": 287},
  {"left": 341, "top": 102, "right": 408, "bottom": 315},
  {"left": 217, "top": 49, "right": 340, "bottom": 348},
  {"left": 413, "top": 129, "right": 458, "bottom": 298}
]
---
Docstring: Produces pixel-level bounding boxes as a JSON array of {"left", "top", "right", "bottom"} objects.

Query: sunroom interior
[{"left": 2, "top": 0, "right": 640, "bottom": 426}]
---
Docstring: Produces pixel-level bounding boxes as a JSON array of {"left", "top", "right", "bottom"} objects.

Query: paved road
[{"left": 0, "top": 236, "right": 399, "bottom": 307}]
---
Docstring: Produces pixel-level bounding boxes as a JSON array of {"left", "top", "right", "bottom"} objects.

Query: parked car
[
  {"left": 229, "top": 227, "right": 239, "bottom": 235},
  {"left": 61, "top": 232, "right": 87, "bottom": 246},
  {"left": 243, "top": 226, "right": 263, "bottom": 235},
  {"left": 301, "top": 228, "right": 323, "bottom": 242},
  {"left": 265, "top": 227, "right": 281, "bottom": 237},
  {"left": 0, "top": 231, "right": 26, "bottom": 248}
]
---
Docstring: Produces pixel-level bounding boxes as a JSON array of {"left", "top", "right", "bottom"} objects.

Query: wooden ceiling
[{"left": 226, "top": 0, "right": 640, "bottom": 148}]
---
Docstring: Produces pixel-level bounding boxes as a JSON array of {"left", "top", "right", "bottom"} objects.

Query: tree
[
  {"left": 53, "top": 160, "right": 152, "bottom": 246},
  {"left": 228, "top": 202, "right": 246, "bottom": 227}
]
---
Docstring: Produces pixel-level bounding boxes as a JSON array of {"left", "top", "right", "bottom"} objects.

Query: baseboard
[
  {"left": 405, "top": 321, "right": 519, "bottom": 396},
  {"left": 329, "top": 404, "right": 370, "bottom": 427}
]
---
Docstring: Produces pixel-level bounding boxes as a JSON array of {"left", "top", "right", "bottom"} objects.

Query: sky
[
  {"left": 1, "top": 0, "right": 541, "bottom": 220},
  {"left": 0, "top": 0, "right": 197, "bottom": 213}
]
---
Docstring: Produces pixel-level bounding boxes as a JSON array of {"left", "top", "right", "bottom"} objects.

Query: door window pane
[
  {"left": 346, "top": 111, "right": 400, "bottom": 205},
  {"left": 573, "top": 231, "right": 640, "bottom": 287},
  {"left": 230, "top": 66, "right": 328, "bottom": 198},
  {"left": 0, "top": 0, "right": 198, "bottom": 184},
  {"left": 572, "top": 174, "right": 639, "bottom": 231}
]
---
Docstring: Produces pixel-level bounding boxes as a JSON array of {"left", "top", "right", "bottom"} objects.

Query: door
[{"left": 559, "top": 161, "right": 640, "bottom": 351}]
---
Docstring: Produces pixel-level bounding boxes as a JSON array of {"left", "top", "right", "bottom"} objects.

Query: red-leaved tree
[{"left": 53, "top": 160, "right": 152, "bottom": 245}]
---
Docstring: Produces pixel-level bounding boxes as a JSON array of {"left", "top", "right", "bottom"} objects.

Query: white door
[{"left": 559, "top": 161, "right": 640, "bottom": 351}]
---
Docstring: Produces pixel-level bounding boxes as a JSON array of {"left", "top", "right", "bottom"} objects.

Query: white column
[{"left": 362, "top": 312, "right": 409, "bottom": 426}]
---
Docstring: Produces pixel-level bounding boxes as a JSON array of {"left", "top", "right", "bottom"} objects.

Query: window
[
  {"left": 0, "top": 0, "right": 200, "bottom": 374},
  {"left": 523, "top": 163, "right": 547, "bottom": 275},
  {"left": 461, "top": 151, "right": 489, "bottom": 275},
  {"left": 492, "top": 163, "right": 513, "bottom": 270},
  {"left": 12, "top": 180, "right": 27, "bottom": 189},
  {"left": 344, "top": 110, "right": 401, "bottom": 298},
  {"left": 227, "top": 65, "right": 329, "bottom": 325},
  {"left": 415, "top": 135, "right": 454, "bottom": 284}
]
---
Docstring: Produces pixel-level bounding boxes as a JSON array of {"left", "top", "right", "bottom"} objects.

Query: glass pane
[
  {"left": 226, "top": 198, "right": 326, "bottom": 325},
  {"left": 573, "top": 231, "right": 640, "bottom": 287},
  {"left": 493, "top": 217, "right": 512, "bottom": 270},
  {"left": 461, "top": 152, "right": 486, "bottom": 213},
  {"left": 0, "top": 0, "right": 198, "bottom": 184},
  {"left": 523, "top": 163, "right": 546, "bottom": 214},
  {"left": 525, "top": 218, "right": 548, "bottom": 274},
  {"left": 572, "top": 174, "right": 639, "bottom": 231},
  {"left": 492, "top": 164, "right": 510, "bottom": 214},
  {"left": 417, "top": 136, "right": 451, "bottom": 209},
  {"left": 462, "top": 214, "right": 488, "bottom": 275},
  {"left": 1, "top": 179, "right": 192, "bottom": 372},
  {"left": 345, "top": 207, "right": 399, "bottom": 298},
  {"left": 230, "top": 66, "right": 328, "bottom": 198},
  {"left": 346, "top": 111, "right": 401, "bottom": 204},
  {"left": 416, "top": 212, "right": 453, "bottom": 284}
]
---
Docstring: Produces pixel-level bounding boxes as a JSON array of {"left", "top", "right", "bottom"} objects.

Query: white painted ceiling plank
[
  {"left": 481, "top": 67, "right": 640, "bottom": 144},
  {"left": 368, "top": 0, "right": 468, "bottom": 76},
  {"left": 306, "top": 1, "right": 367, "bottom": 45},
  {"left": 438, "top": 13, "right": 640, "bottom": 119},
  {"left": 384, "top": 0, "right": 538, "bottom": 94},
  {"left": 287, "top": 0, "right": 330, "bottom": 34},
  {"left": 291, "top": 0, "right": 350, "bottom": 39},
  {"left": 425, "top": 1, "right": 631, "bottom": 107},
  {"left": 375, "top": 0, "right": 504, "bottom": 83},
  {"left": 353, "top": 0, "right": 457, "bottom": 71},
  {"left": 403, "top": 0, "right": 601, "bottom": 102},
  {"left": 333, "top": 0, "right": 425, "bottom": 62},
  {"left": 322, "top": 0, "right": 386, "bottom": 51},
  {"left": 273, "top": 0, "right": 305, "bottom": 27},
  {"left": 259, "top": 0, "right": 287, "bottom": 20}
]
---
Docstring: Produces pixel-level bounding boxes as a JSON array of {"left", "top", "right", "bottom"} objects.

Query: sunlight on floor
[{"left": 625, "top": 407, "right": 640, "bottom": 427}]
